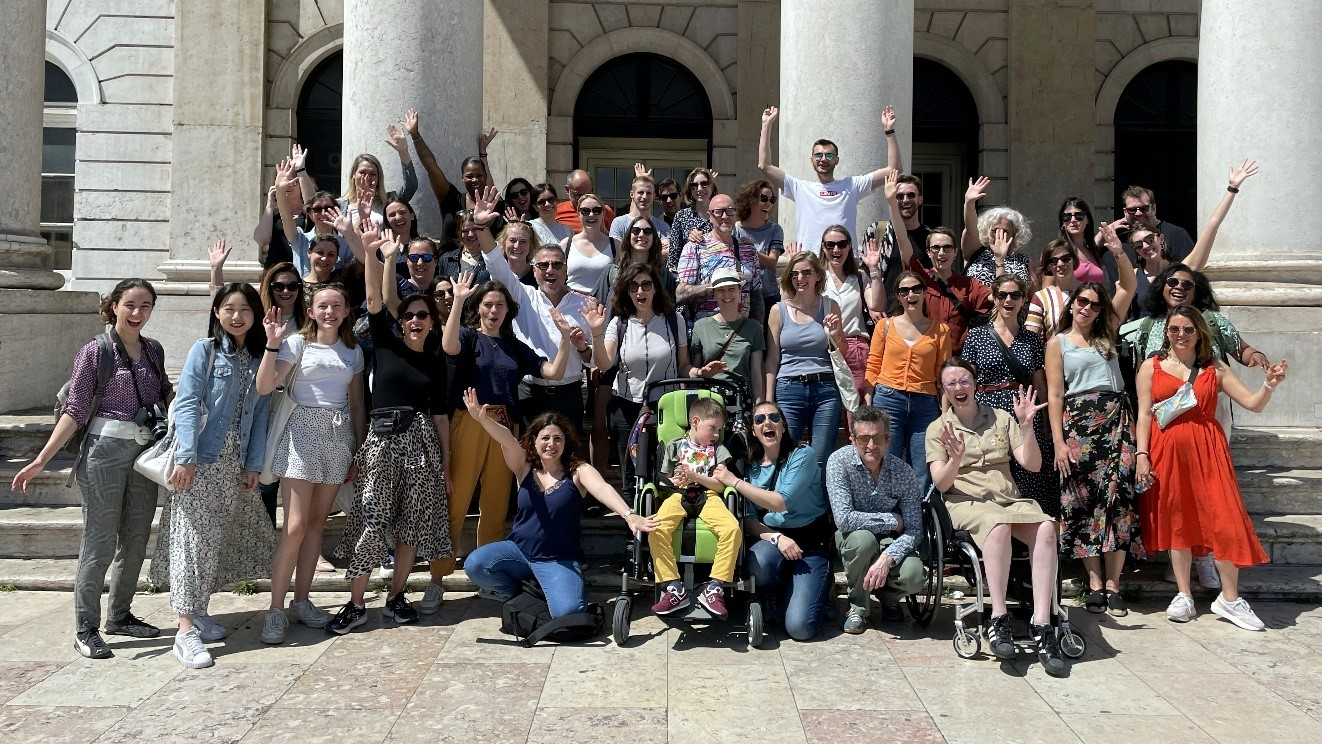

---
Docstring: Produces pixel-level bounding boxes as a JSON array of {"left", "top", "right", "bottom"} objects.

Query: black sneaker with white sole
[
  {"left": 1032, "top": 622, "right": 1069, "bottom": 677},
  {"left": 327, "top": 602, "right": 367, "bottom": 635},
  {"left": 383, "top": 592, "right": 418, "bottom": 625},
  {"left": 987, "top": 613, "right": 1016, "bottom": 660},
  {"left": 74, "top": 626, "right": 114, "bottom": 659},
  {"left": 104, "top": 612, "right": 161, "bottom": 638}
]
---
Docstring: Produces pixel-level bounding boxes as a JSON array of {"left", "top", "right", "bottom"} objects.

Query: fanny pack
[
  {"left": 1152, "top": 361, "right": 1203, "bottom": 429},
  {"left": 370, "top": 406, "right": 416, "bottom": 436}
]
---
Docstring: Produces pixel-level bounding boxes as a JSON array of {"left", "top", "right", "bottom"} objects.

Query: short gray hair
[
  {"left": 977, "top": 206, "right": 1032, "bottom": 249},
  {"left": 850, "top": 405, "right": 892, "bottom": 437}
]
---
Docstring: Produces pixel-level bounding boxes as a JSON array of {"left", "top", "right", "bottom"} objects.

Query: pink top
[{"left": 1074, "top": 256, "right": 1104, "bottom": 284}]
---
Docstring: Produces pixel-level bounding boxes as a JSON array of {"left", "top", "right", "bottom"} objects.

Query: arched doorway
[
  {"left": 297, "top": 52, "right": 343, "bottom": 196},
  {"left": 573, "top": 53, "right": 712, "bottom": 211},
  {"left": 1114, "top": 60, "right": 1197, "bottom": 231},
  {"left": 42, "top": 61, "right": 77, "bottom": 271},
  {"left": 911, "top": 57, "right": 980, "bottom": 229}
]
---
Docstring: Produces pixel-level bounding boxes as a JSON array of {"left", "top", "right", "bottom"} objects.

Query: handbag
[
  {"left": 134, "top": 341, "right": 217, "bottom": 490},
  {"left": 259, "top": 338, "right": 305, "bottom": 485},
  {"left": 1152, "top": 360, "right": 1203, "bottom": 429},
  {"left": 828, "top": 337, "right": 860, "bottom": 412}
]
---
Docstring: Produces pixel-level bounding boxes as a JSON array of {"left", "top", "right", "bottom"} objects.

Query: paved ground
[{"left": 0, "top": 589, "right": 1320, "bottom": 744}]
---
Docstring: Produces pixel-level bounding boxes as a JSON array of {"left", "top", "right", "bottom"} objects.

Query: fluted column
[{"left": 342, "top": 0, "right": 483, "bottom": 236}]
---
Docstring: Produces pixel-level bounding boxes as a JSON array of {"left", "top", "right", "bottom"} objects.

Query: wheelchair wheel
[
  {"left": 1059, "top": 627, "right": 1087, "bottom": 659},
  {"left": 747, "top": 600, "right": 764, "bottom": 648},
  {"left": 953, "top": 627, "right": 981, "bottom": 659},
  {"left": 612, "top": 597, "right": 632, "bottom": 646},
  {"left": 906, "top": 504, "right": 944, "bottom": 628}
]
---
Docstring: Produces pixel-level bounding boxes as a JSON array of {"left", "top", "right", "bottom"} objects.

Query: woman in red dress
[{"left": 1135, "top": 306, "right": 1287, "bottom": 631}]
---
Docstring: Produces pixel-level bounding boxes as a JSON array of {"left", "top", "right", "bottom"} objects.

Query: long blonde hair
[{"left": 341, "top": 153, "right": 388, "bottom": 207}]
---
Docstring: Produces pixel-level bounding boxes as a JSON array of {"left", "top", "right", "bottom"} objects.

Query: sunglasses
[
  {"left": 630, "top": 226, "right": 655, "bottom": 236},
  {"left": 308, "top": 205, "right": 335, "bottom": 213},
  {"left": 1166, "top": 325, "right": 1197, "bottom": 336},
  {"left": 895, "top": 193, "right": 919, "bottom": 201},
  {"left": 269, "top": 280, "right": 303, "bottom": 293},
  {"left": 1073, "top": 296, "right": 1105, "bottom": 311},
  {"left": 434, "top": 287, "right": 455, "bottom": 297},
  {"left": 1165, "top": 278, "right": 1196, "bottom": 291},
  {"left": 823, "top": 239, "right": 851, "bottom": 250},
  {"left": 1123, "top": 204, "right": 1152, "bottom": 215},
  {"left": 1060, "top": 212, "right": 1087, "bottom": 223},
  {"left": 509, "top": 188, "right": 530, "bottom": 198},
  {"left": 994, "top": 290, "right": 1026, "bottom": 301},
  {"left": 812, "top": 152, "right": 838, "bottom": 161},
  {"left": 896, "top": 285, "right": 924, "bottom": 296},
  {"left": 709, "top": 208, "right": 734, "bottom": 217},
  {"left": 658, "top": 192, "right": 680, "bottom": 201},
  {"left": 758, "top": 194, "right": 778, "bottom": 204},
  {"left": 1046, "top": 255, "right": 1074, "bottom": 266},
  {"left": 788, "top": 269, "right": 816, "bottom": 279},
  {"left": 534, "top": 260, "right": 566, "bottom": 271},
  {"left": 400, "top": 310, "right": 431, "bottom": 322},
  {"left": 690, "top": 180, "right": 711, "bottom": 188},
  {"left": 753, "top": 412, "right": 783, "bottom": 425},
  {"left": 1133, "top": 235, "right": 1160, "bottom": 248},
  {"left": 406, "top": 254, "right": 435, "bottom": 264},
  {"left": 929, "top": 244, "right": 957, "bottom": 254},
  {"left": 536, "top": 197, "right": 556, "bottom": 206},
  {"left": 854, "top": 434, "right": 885, "bottom": 445},
  {"left": 578, "top": 206, "right": 604, "bottom": 216},
  {"left": 628, "top": 281, "right": 655, "bottom": 292}
]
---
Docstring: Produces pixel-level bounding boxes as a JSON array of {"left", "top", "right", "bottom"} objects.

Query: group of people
[{"left": 9, "top": 104, "right": 1287, "bottom": 677}]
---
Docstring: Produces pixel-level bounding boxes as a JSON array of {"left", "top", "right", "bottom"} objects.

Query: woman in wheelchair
[
  {"left": 459, "top": 389, "right": 656, "bottom": 618},
  {"left": 724, "top": 401, "right": 833, "bottom": 641},
  {"left": 926, "top": 358, "right": 1068, "bottom": 677}
]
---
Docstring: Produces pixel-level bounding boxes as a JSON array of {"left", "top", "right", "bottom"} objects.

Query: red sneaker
[
  {"left": 651, "top": 583, "right": 690, "bottom": 615},
  {"left": 697, "top": 582, "right": 728, "bottom": 619}
]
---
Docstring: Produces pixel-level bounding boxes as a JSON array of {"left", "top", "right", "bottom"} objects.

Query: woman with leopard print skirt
[{"left": 325, "top": 230, "right": 454, "bottom": 634}]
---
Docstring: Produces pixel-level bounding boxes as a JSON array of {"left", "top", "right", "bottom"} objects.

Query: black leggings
[{"left": 606, "top": 395, "right": 644, "bottom": 504}]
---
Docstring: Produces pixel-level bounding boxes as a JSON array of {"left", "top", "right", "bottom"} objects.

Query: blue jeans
[
  {"left": 464, "top": 540, "right": 586, "bottom": 618},
  {"left": 872, "top": 384, "right": 940, "bottom": 495},
  {"left": 747, "top": 540, "right": 832, "bottom": 641},
  {"left": 775, "top": 377, "right": 842, "bottom": 477}
]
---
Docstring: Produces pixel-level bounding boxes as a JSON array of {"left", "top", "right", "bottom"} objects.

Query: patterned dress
[
  {"left": 965, "top": 248, "right": 1033, "bottom": 287},
  {"left": 961, "top": 324, "right": 1061, "bottom": 518}
]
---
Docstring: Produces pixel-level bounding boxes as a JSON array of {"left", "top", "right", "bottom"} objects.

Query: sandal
[
  {"left": 1106, "top": 590, "right": 1129, "bottom": 618},
  {"left": 1084, "top": 590, "right": 1106, "bottom": 614}
]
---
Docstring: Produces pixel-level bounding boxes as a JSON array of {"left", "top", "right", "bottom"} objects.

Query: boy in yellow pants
[{"left": 648, "top": 397, "right": 742, "bottom": 619}]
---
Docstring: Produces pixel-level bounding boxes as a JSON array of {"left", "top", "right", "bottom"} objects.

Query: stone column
[
  {"left": 736, "top": 0, "right": 781, "bottom": 190},
  {"left": 0, "top": 0, "right": 101, "bottom": 412},
  {"left": 1199, "top": 0, "right": 1322, "bottom": 427},
  {"left": 343, "top": 0, "right": 483, "bottom": 236},
  {"left": 483, "top": 0, "right": 548, "bottom": 189},
  {"left": 778, "top": 0, "right": 912, "bottom": 240}
]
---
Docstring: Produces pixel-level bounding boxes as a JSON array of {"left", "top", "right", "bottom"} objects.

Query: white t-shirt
[
  {"left": 605, "top": 312, "right": 687, "bottom": 403},
  {"left": 278, "top": 335, "right": 365, "bottom": 408},
  {"left": 782, "top": 174, "right": 876, "bottom": 248}
]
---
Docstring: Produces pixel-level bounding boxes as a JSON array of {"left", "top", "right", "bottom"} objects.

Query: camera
[{"left": 134, "top": 405, "right": 168, "bottom": 443}]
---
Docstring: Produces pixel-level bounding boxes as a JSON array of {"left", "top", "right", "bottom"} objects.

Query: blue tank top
[
  {"left": 508, "top": 470, "right": 584, "bottom": 562},
  {"left": 777, "top": 299, "right": 832, "bottom": 376}
]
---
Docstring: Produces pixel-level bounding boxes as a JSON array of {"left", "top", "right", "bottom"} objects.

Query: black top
[
  {"left": 447, "top": 326, "right": 545, "bottom": 418},
  {"left": 368, "top": 310, "right": 447, "bottom": 413}
]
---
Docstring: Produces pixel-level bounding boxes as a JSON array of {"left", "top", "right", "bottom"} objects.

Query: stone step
[
  {"left": 1238, "top": 467, "right": 1322, "bottom": 515},
  {"left": 1230, "top": 426, "right": 1322, "bottom": 469},
  {"left": 0, "top": 413, "right": 57, "bottom": 460},
  {"left": 0, "top": 457, "right": 85, "bottom": 506},
  {"left": 1255, "top": 513, "right": 1322, "bottom": 565}
]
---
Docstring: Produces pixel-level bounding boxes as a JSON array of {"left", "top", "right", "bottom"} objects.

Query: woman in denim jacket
[{"left": 150, "top": 283, "right": 274, "bottom": 669}]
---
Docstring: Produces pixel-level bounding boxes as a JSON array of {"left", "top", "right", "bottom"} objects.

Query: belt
[
  {"left": 978, "top": 382, "right": 1021, "bottom": 392},
  {"left": 782, "top": 372, "right": 833, "bottom": 385},
  {"left": 89, "top": 417, "right": 142, "bottom": 440}
]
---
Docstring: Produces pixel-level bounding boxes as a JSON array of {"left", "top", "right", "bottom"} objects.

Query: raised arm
[
  {"left": 405, "top": 108, "right": 453, "bottom": 204},
  {"left": 362, "top": 226, "right": 391, "bottom": 316},
  {"left": 290, "top": 143, "right": 315, "bottom": 202},
  {"left": 538, "top": 309, "right": 575, "bottom": 381},
  {"left": 384, "top": 121, "right": 413, "bottom": 168},
  {"left": 207, "top": 238, "right": 232, "bottom": 290},
  {"left": 757, "top": 106, "right": 786, "bottom": 190},
  {"left": 583, "top": 299, "right": 616, "bottom": 370},
  {"left": 478, "top": 128, "right": 498, "bottom": 189},
  {"left": 273, "top": 159, "right": 302, "bottom": 246},
  {"left": 253, "top": 187, "right": 277, "bottom": 248},
  {"left": 867, "top": 105, "right": 902, "bottom": 189},
  {"left": 961, "top": 176, "right": 990, "bottom": 260},
  {"left": 255, "top": 308, "right": 295, "bottom": 395},
  {"left": 462, "top": 387, "right": 529, "bottom": 479},
  {"left": 1099, "top": 221, "right": 1136, "bottom": 315},
  {"left": 1186, "top": 160, "right": 1259, "bottom": 272},
  {"left": 1218, "top": 358, "right": 1286, "bottom": 413},
  {"left": 380, "top": 233, "right": 404, "bottom": 315},
  {"left": 443, "top": 271, "right": 476, "bottom": 356}
]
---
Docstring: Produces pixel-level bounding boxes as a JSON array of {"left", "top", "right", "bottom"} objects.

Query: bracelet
[
  {"left": 474, "top": 222, "right": 491, "bottom": 230},
  {"left": 1227, "top": 186, "right": 1240, "bottom": 193},
  {"left": 479, "top": 152, "right": 488, "bottom": 158},
  {"left": 1135, "top": 451, "right": 1149, "bottom": 458},
  {"left": 264, "top": 347, "right": 280, "bottom": 353},
  {"left": 294, "top": 167, "right": 306, "bottom": 174},
  {"left": 884, "top": 128, "right": 896, "bottom": 136}
]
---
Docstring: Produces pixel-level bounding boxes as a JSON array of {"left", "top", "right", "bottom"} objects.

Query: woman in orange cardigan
[{"left": 865, "top": 270, "right": 952, "bottom": 493}]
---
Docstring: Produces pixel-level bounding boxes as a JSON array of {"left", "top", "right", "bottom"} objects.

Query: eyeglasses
[
  {"left": 509, "top": 188, "right": 529, "bottom": 198},
  {"left": 929, "top": 244, "right": 957, "bottom": 254},
  {"left": 823, "top": 239, "right": 851, "bottom": 250},
  {"left": 1073, "top": 296, "right": 1105, "bottom": 311},
  {"left": 658, "top": 192, "right": 680, "bottom": 201},
  {"left": 1123, "top": 204, "right": 1152, "bottom": 215},
  {"left": 995, "top": 290, "right": 1026, "bottom": 301},
  {"left": 895, "top": 285, "right": 924, "bottom": 296},
  {"left": 309, "top": 205, "right": 335, "bottom": 213},
  {"left": 812, "top": 152, "right": 837, "bottom": 161},
  {"left": 400, "top": 310, "right": 431, "bottom": 321},
  {"left": 943, "top": 379, "right": 974, "bottom": 389},
  {"left": 1061, "top": 212, "right": 1086, "bottom": 223},
  {"left": 854, "top": 434, "right": 885, "bottom": 445},
  {"left": 406, "top": 254, "right": 435, "bottom": 264},
  {"left": 630, "top": 226, "right": 655, "bottom": 236},
  {"left": 1166, "top": 325, "right": 1197, "bottom": 337},
  {"left": 895, "top": 193, "right": 919, "bottom": 202},
  {"left": 434, "top": 287, "right": 455, "bottom": 297},
  {"left": 534, "top": 260, "right": 566, "bottom": 271},
  {"left": 578, "top": 206, "right": 604, "bottom": 216},
  {"left": 1165, "top": 278, "right": 1195, "bottom": 291},
  {"left": 753, "top": 412, "right": 783, "bottom": 425},
  {"left": 758, "top": 194, "right": 778, "bottom": 204},
  {"left": 628, "top": 281, "right": 655, "bottom": 292},
  {"left": 709, "top": 208, "right": 734, "bottom": 218},
  {"left": 1046, "top": 255, "right": 1074, "bottom": 266},
  {"left": 536, "top": 197, "right": 556, "bottom": 206},
  {"left": 269, "top": 280, "right": 303, "bottom": 293},
  {"left": 788, "top": 269, "right": 816, "bottom": 279},
  {"left": 691, "top": 180, "right": 711, "bottom": 188}
]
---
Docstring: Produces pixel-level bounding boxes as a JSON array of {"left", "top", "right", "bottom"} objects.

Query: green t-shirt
[{"left": 689, "top": 315, "right": 766, "bottom": 387}]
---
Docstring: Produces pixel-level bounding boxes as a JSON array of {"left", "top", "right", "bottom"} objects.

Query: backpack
[
  {"left": 499, "top": 581, "right": 604, "bottom": 647},
  {"left": 55, "top": 334, "right": 115, "bottom": 485}
]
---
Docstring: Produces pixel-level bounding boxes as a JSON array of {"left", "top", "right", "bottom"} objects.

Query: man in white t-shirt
[{"left": 758, "top": 104, "right": 903, "bottom": 250}]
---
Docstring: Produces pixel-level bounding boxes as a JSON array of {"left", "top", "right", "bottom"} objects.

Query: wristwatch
[{"left": 769, "top": 533, "right": 782, "bottom": 546}]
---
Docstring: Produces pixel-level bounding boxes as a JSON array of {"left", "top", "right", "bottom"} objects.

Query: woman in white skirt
[
  {"left": 150, "top": 283, "right": 274, "bottom": 668},
  {"left": 325, "top": 230, "right": 454, "bottom": 634},
  {"left": 256, "top": 282, "right": 367, "bottom": 644}
]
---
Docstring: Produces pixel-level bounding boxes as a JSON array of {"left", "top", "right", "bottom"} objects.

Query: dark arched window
[
  {"left": 297, "top": 52, "right": 343, "bottom": 196},
  {"left": 1114, "top": 60, "right": 1197, "bottom": 230},
  {"left": 43, "top": 61, "right": 78, "bottom": 271},
  {"left": 911, "top": 58, "right": 980, "bottom": 228}
]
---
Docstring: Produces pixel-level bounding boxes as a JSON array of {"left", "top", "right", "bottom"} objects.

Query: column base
[
  {"left": 1219, "top": 305, "right": 1322, "bottom": 428},
  {"left": 1204, "top": 256, "right": 1322, "bottom": 306},
  {"left": 0, "top": 234, "right": 64, "bottom": 290},
  {"left": 0, "top": 288, "right": 102, "bottom": 413},
  {"left": 156, "top": 258, "right": 265, "bottom": 286}
]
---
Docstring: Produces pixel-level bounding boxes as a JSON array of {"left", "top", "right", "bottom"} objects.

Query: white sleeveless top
[{"left": 565, "top": 237, "right": 614, "bottom": 293}]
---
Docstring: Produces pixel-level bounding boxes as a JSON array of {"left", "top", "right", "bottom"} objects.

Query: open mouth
[{"left": 951, "top": 391, "right": 970, "bottom": 405}]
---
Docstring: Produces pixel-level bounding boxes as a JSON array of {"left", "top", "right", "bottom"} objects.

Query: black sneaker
[
  {"left": 327, "top": 602, "right": 367, "bottom": 635},
  {"left": 987, "top": 613, "right": 1016, "bottom": 660},
  {"left": 104, "top": 612, "right": 161, "bottom": 638},
  {"left": 383, "top": 592, "right": 418, "bottom": 625},
  {"left": 74, "top": 626, "right": 114, "bottom": 659},
  {"left": 1032, "top": 623, "right": 1068, "bottom": 677},
  {"left": 879, "top": 602, "right": 906, "bottom": 623}
]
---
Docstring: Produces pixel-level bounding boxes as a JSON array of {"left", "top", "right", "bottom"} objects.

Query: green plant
[
  {"left": 232, "top": 579, "right": 258, "bottom": 596},
  {"left": 138, "top": 577, "right": 158, "bottom": 595},
  {"left": 0, "top": 583, "right": 17, "bottom": 592}
]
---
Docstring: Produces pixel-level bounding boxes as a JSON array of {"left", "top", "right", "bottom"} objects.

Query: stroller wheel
[
  {"left": 953, "top": 627, "right": 981, "bottom": 659},
  {"left": 612, "top": 597, "right": 632, "bottom": 647},
  {"left": 1059, "top": 626, "right": 1087, "bottom": 659},
  {"left": 747, "top": 600, "right": 764, "bottom": 648}
]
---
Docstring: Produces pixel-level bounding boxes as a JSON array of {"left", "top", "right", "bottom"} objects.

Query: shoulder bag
[
  {"left": 991, "top": 329, "right": 1036, "bottom": 388},
  {"left": 134, "top": 341, "right": 217, "bottom": 490},
  {"left": 260, "top": 338, "right": 306, "bottom": 485},
  {"left": 1151, "top": 359, "right": 1203, "bottom": 429}
]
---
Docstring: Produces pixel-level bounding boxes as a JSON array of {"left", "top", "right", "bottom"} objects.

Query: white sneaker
[
  {"left": 193, "top": 613, "right": 228, "bottom": 642},
  {"left": 1196, "top": 555, "right": 1222, "bottom": 590},
  {"left": 1212, "top": 594, "right": 1265, "bottom": 631},
  {"left": 260, "top": 609, "right": 288, "bottom": 644},
  {"left": 419, "top": 582, "right": 444, "bottom": 615},
  {"left": 289, "top": 600, "right": 330, "bottom": 629},
  {"left": 1166, "top": 592, "right": 1197, "bottom": 623},
  {"left": 173, "top": 628, "right": 214, "bottom": 669}
]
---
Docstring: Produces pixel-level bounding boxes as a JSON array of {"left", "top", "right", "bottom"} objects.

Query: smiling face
[
  {"left": 707, "top": 194, "right": 735, "bottom": 233},
  {"left": 406, "top": 240, "right": 436, "bottom": 283},
  {"left": 821, "top": 229, "right": 851, "bottom": 269},
  {"left": 458, "top": 216, "right": 481, "bottom": 248},
  {"left": 477, "top": 290, "right": 508, "bottom": 334},
  {"left": 713, "top": 282, "right": 741, "bottom": 310},
  {"left": 397, "top": 296, "right": 434, "bottom": 345},
  {"left": 308, "top": 239, "right": 339, "bottom": 278},
  {"left": 786, "top": 258, "right": 819, "bottom": 298},
  {"left": 628, "top": 221, "right": 655, "bottom": 253},
  {"left": 927, "top": 234, "right": 958, "bottom": 273},
  {"left": 631, "top": 182, "right": 654, "bottom": 213},
  {"left": 756, "top": 186, "right": 777, "bottom": 219},
  {"left": 269, "top": 270, "right": 301, "bottom": 312},
  {"left": 534, "top": 189, "right": 557, "bottom": 218},
  {"left": 533, "top": 423, "right": 566, "bottom": 464},
  {"left": 1163, "top": 270, "right": 1196, "bottom": 308},
  {"left": 113, "top": 287, "right": 155, "bottom": 335},
  {"left": 1070, "top": 288, "right": 1104, "bottom": 330},
  {"left": 993, "top": 279, "right": 1025, "bottom": 321},
  {"left": 461, "top": 162, "right": 486, "bottom": 196},
  {"left": 532, "top": 247, "right": 566, "bottom": 292},
  {"left": 658, "top": 185, "right": 681, "bottom": 217},
  {"left": 215, "top": 290, "right": 255, "bottom": 343},
  {"left": 810, "top": 143, "right": 839, "bottom": 178},
  {"left": 1045, "top": 247, "right": 1077, "bottom": 281},
  {"left": 507, "top": 184, "right": 531, "bottom": 214},
  {"left": 851, "top": 420, "right": 887, "bottom": 470},
  {"left": 896, "top": 182, "right": 922, "bottom": 220},
  {"left": 1165, "top": 314, "right": 1199, "bottom": 355},
  {"left": 307, "top": 196, "right": 336, "bottom": 229},
  {"left": 688, "top": 173, "right": 713, "bottom": 205},
  {"left": 752, "top": 403, "right": 784, "bottom": 452},
  {"left": 576, "top": 196, "right": 604, "bottom": 230},
  {"left": 895, "top": 276, "right": 925, "bottom": 313},
  {"left": 1131, "top": 229, "right": 1165, "bottom": 266},
  {"left": 1123, "top": 195, "right": 1157, "bottom": 228},
  {"left": 308, "top": 287, "right": 348, "bottom": 334},
  {"left": 386, "top": 202, "right": 414, "bottom": 235},
  {"left": 941, "top": 366, "right": 976, "bottom": 410},
  {"left": 433, "top": 278, "right": 454, "bottom": 316},
  {"left": 503, "top": 225, "right": 533, "bottom": 264},
  {"left": 353, "top": 160, "right": 379, "bottom": 195},
  {"left": 625, "top": 272, "right": 656, "bottom": 312}
]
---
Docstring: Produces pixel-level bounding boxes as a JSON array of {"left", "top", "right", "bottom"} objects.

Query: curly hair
[
  {"left": 521, "top": 412, "right": 586, "bottom": 475},
  {"left": 734, "top": 179, "right": 776, "bottom": 222},
  {"left": 1142, "top": 263, "right": 1219, "bottom": 316},
  {"left": 99, "top": 278, "right": 157, "bottom": 325},
  {"left": 976, "top": 206, "right": 1032, "bottom": 249},
  {"left": 1058, "top": 281, "right": 1119, "bottom": 359}
]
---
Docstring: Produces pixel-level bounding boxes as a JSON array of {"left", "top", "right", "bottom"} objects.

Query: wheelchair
[
  {"left": 911, "top": 487, "right": 1087, "bottom": 660},
  {"left": 611, "top": 377, "right": 765, "bottom": 648}
]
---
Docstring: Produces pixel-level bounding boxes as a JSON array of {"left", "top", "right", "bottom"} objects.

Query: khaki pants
[{"left": 836, "top": 530, "right": 926, "bottom": 616}]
